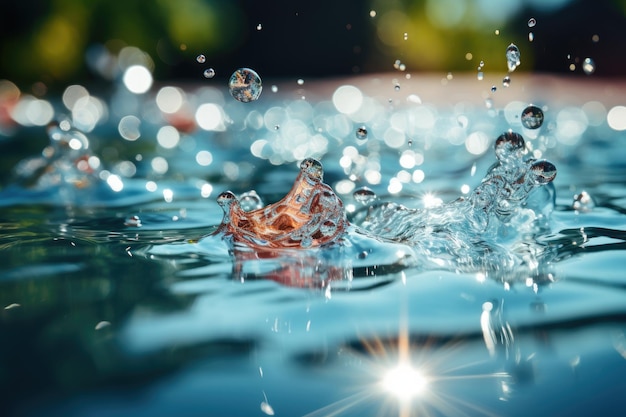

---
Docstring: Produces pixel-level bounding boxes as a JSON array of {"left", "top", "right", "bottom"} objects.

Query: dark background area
[{"left": 0, "top": 0, "right": 625, "bottom": 92}]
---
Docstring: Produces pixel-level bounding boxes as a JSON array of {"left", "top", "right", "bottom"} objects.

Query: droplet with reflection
[
  {"left": 506, "top": 44, "right": 521, "bottom": 72},
  {"left": 353, "top": 187, "right": 377, "bottom": 204},
  {"left": 228, "top": 68, "right": 263, "bottom": 103},
  {"left": 521, "top": 105, "right": 544, "bottom": 129}
]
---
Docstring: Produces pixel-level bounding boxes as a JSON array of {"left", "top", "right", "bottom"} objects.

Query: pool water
[{"left": 2, "top": 74, "right": 626, "bottom": 417}]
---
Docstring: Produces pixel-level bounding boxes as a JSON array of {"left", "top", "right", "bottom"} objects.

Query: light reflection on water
[{"left": 1, "top": 74, "right": 626, "bottom": 417}]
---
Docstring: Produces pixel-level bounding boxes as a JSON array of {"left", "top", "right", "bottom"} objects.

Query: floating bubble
[
  {"left": 582, "top": 58, "right": 596, "bottom": 75},
  {"left": 228, "top": 68, "right": 263, "bottom": 103},
  {"left": 528, "top": 18, "right": 536, "bottom": 27},
  {"left": 573, "top": 190, "right": 595, "bottom": 211},
  {"left": 353, "top": 187, "right": 377, "bottom": 204},
  {"left": 521, "top": 105, "right": 544, "bottom": 129},
  {"left": 502, "top": 76, "right": 511, "bottom": 87},
  {"left": 506, "top": 43, "right": 520, "bottom": 72},
  {"left": 356, "top": 126, "right": 368, "bottom": 139},
  {"left": 203, "top": 68, "right": 216, "bottom": 79},
  {"left": 196, "top": 54, "right": 206, "bottom": 64}
]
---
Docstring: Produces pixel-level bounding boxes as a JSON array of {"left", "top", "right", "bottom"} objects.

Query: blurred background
[{"left": 1, "top": 0, "right": 625, "bottom": 94}]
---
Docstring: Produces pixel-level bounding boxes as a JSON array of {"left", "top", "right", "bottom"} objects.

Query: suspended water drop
[
  {"left": 582, "top": 58, "right": 596, "bottom": 75},
  {"left": 124, "top": 215, "right": 142, "bottom": 227},
  {"left": 491, "top": 85, "right": 497, "bottom": 92},
  {"left": 573, "top": 190, "right": 595, "bottom": 211},
  {"left": 521, "top": 105, "right": 544, "bottom": 129},
  {"left": 271, "top": 85, "right": 278, "bottom": 93},
  {"left": 297, "top": 78, "right": 304, "bottom": 85},
  {"left": 394, "top": 83, "right": 400, "bottom": 91},
  {"left": 228, "top": 68, "right": 263, "bottom": 103},
  {"left": 353, "top": 187, "right": 377, "bottom": 204},
  {"left": 274, "top": 125, "right": 280, "bottom": 130},
  {"left": 239, "top": 190, "right": 264, "bottom": 211},
  {"left": 494, "top": 131, "right": 525, "bottom": 162},
  {"left": 196, "top": 54, "right": 206, "bottom": 64},
  {"left": 479, "top": 60, "right": 485, "bottom": 68},
  {"left": 256, "top": 23, "right": 262, "bottom": 31},
  {"left": 506, "top": 43, "right": 521, "bottom": 72},
  {"left": 528, "top": 32, "right": 534, "bottom": 42},
  {"left": 502, "top": 76, "right": 511, "bottom": 87},
  {"left": 356, "top": 126, "right": 368, "bottom": 139},
  {"left": 477, "top": 71, "right": 484, "bottom": 81},
  {"left": 528, "top": 18, "right": 536, "bottom": 27},
  {"left": 529, "top": 160, "right": 557, "bottom": 184},
  {"left": 203, "top": 68, "right": 215, "bottom": 79}
]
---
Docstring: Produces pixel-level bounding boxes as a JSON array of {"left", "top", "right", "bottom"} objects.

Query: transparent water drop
[
  {"left": 491, "top": 85, "right": 497, "bottom": 92},
  {"left": 521, "top": 105, "right": 544, "bottom": 129},
  {"left": 477, "top": 71, "right": 484, "bottom": 81},
  {"left": 394, "top": 83, "right": 400, "bottom": 91},
  {"left": 502, "top": 76, "right": 511, "bottom": 87},
  {"left": 479, "top": 60, "right": 485, "bottom": 68},
  {"left": 203, "top": 68, "right": 215, "bottom": 79},
  {"left": 494, "top": 131, "right": 525, "bottom": 162},
  {"left": 297, "top": 78, "right": 304, "bottom": 86},
  {"left": 573, "top": 190, "right": 595, "bottom": 211},
  {"left": 228, "top": 68, "right": 262, "bottom": 103},
  {"left": 528, "top": 18, "right": 536, "bottom": 28},
  {"left": 356, "top": 126, "right": 368, "bottom": 139},
  {"left": 196, "top": 54, "right": 206, "bottom": 64},
  {"left": 239, "top": 190, "right": 264, "bottom": 211},
  {"left": 506, "top": 43, "right": 521, "bottom": 72},
  {"left": 124, "top": 215, "right": 142, "bottom": 227},
  {"left": 271, "top": 85, "right": 278, "bottom": 93},
  {"left": 582, "top": 58, "right": 596, "bottom": 75},
  {"left": 256, "top": 23, "right": 262, "bottom": 31},
  {"left": 353, "top": 187, "right": 377, "bottom": 204},
  {"left": 529, "top": 160, "right": 557, "bottom": 184},
  {"left": 528, "top": 32, "right": 534, "bottom": 42}
]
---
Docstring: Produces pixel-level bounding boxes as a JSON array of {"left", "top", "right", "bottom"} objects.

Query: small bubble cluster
[{"left": 228, "top": 68, "right": 263, "bottom": 103}]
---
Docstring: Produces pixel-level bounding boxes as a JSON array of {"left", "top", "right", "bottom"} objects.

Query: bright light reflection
[
  {"left": 123, "top": 65, "right": 153, "bottom": 94},
  {"left": 381, "top": 363, "right": 428, "bottom": 400}
]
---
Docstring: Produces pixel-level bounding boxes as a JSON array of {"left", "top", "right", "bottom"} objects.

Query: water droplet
[
  {"left": 529, "top": 160, "right": 557, "bottom": 184},
  {"left": 196, "top": 54, "right": 206, "bottom": 64},
  {"left": 592, "top": 34, "right": 600, "bottom": 43},
  {"left": 528, "top": 32, "right": 534, "bottom": 42},
  {"left": 300, "top": 158, "right": 323, "bottom": 182},
  {"left": 502, "top": 76, "right": 511, "bottom": 87},
  {"left": 239, "top": 190, "right": 264, "bottom": 211},
  {"left": 124, "top": 215, "right": 142, "bottom": 227},
  {"left": 528, "top": 18, "right": 536, "bottom": 27},
  {"left": 506, "top": 43, "right": 521, "bottom": 72},
  {"left": 521, "top": 105, "right": 544, "bottom": 129},
  {"left": 271, "top": 85, "right": 278, "bottom": 93},
  {"left": 491, "top": 85, "right": 497, "bottom": 92},
  {"left": 228, "top": 68, "right": 262, "bottom": 103},
  {"left": 369, "top": 10, "right": 377, "bottom": 18},
  {"left": 479, "top": 60, "right": 485, "bottom": 67},
  {"left": 297, "top": 78, "right": 304, "bottom": 86},
  {"left": 256, "top": 23, "right": 262, "bottom": 31},
  {"left": 356, "top": 126, "right": 368, "bottom": 139},
  {"left": 403, "top": 32, "right": 408, "bottom": 41},
  {"left": 477, "top": 71, "right": 484, "bottom": 81},
  {"left": 203, "top": 68, "right": 215, "bottom": 79},
  {"left": 494, "top": 131, "right": 525, "bottom": 162},
  {"left": 394, "top": 83, "right": 400, "bottom": 91},
  {"left": 353, "top": 187, "right": 377, "bottom": 204},
  {"left": 582, "top": 57, "right": 596, "bottom": 75},
  {"left": 573, "top": 190, "right": 595, "bottom": 211},
  {"left": 274, "top": 125, "right": 280, "bottom": 130}
]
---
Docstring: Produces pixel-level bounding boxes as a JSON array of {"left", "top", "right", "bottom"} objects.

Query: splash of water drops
[
  {"left": 228, "top": 68, "right": 262, "bottom": 103},
  {"left": 353, "top": 187, "right": 377, "bottom": 204},
  {"left": 582, "top": 58, "right": 596, "bottom": 75},
  {"left": 573, "top": 191, "right": 595, "bottom": 211},
  {"left": 506, "top": 44, "right": 521, "bottom": 72},
  {"left": 203, "top": 68, "right": 215, "bottom": 79},
  {"left": 521, "top": 105, "right": 544, "bottom": 129}
]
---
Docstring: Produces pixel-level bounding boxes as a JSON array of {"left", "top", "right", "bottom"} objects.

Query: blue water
[{"left": 1, "top": 75, "right": 626, "bottom": 417}]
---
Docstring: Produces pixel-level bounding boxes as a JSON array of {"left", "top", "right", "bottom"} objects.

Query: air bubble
[
  {"left": 356, "top": 126, "right": 368, "bottom": 139},
  {"left": 506, "top": 43, "right": 521, "bottom": 72},
  {"left": 203, "top": 68, "right": 215, "bottom": 79},
  {"left": 353, "top": 187, "right": 377, "bottom": 204},
  {"left": 502, "top": 76, "right": 511, "bottom": 87},
  {"left": 582, "top": 58, "right": 596, "bottom": 75},
  {"left": 196, "top": 54, "right": 206, "bottom": 64},
  {"left": 521, "top": 105, "right": 544, "bottom": 129},
  {"left": 228, "top": 68, "right": 262, "bottom": 103}
]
